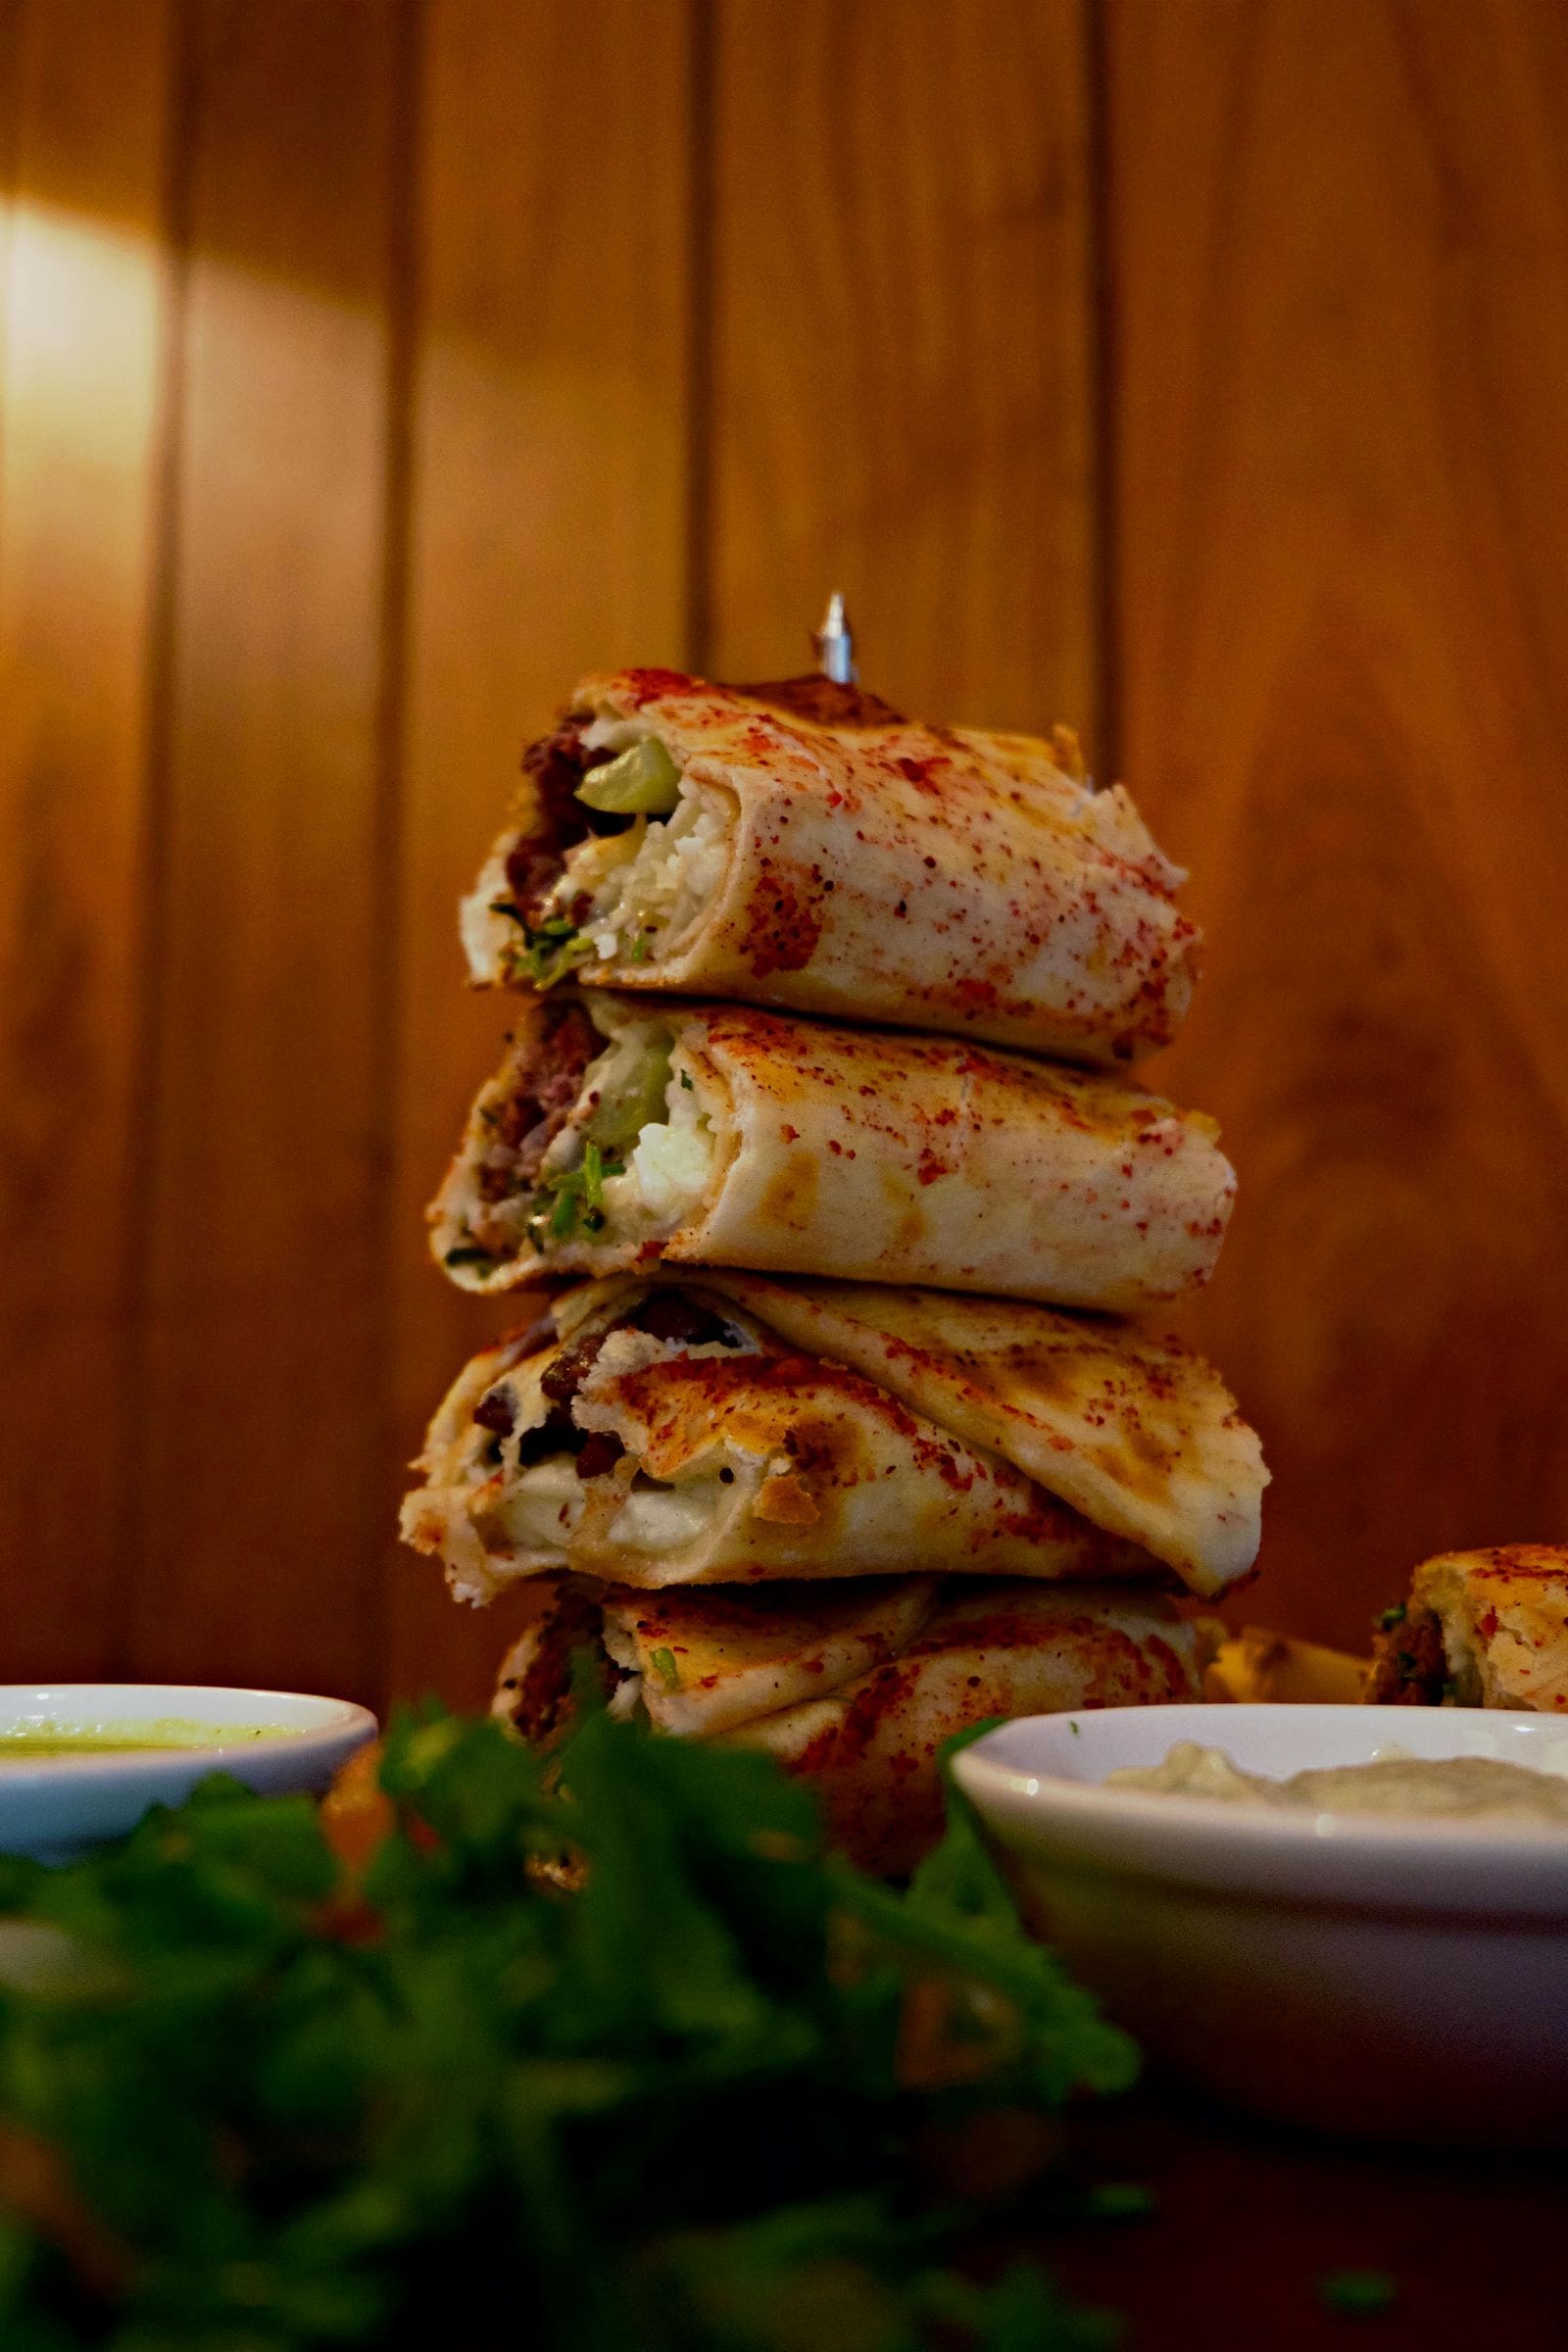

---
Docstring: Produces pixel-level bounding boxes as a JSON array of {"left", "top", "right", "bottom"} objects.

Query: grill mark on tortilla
[{"left": 760, "top": 1154, "right": 818, "bottom": 1229}]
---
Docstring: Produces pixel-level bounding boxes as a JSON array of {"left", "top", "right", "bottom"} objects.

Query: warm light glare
[{"left": 0, "top": 198, "right": 166, "bottom": 603}]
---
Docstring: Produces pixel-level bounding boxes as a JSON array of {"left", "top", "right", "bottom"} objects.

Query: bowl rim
[
  {"left": 952, "top": 1703, "right": 1568, "bottom": 1917},
  {"left": 0, "top": 1684, "right": 376, "bottom": 1786}
]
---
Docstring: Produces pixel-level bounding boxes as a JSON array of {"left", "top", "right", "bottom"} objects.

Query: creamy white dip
[{"left": 1104, "top": 1740, "right": 1568, "bottom": 1825}]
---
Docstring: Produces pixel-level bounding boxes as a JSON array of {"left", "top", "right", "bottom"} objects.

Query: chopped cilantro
[
  {"left": 1376, "top": 1603, "right": 1407, "bottom": 1632},
  {"left": 680, "top": 1069, "right": 695, "bottom": 1091},
  {"left": 0, "top": 1700, "right": 1130, "bottom": 2348},
  {"left": 628, "top": 931, "right": 652, "bottom": 962},
  {"left": 536, "top": 1145, "right": 625, "bottom": 1243},
  {"left": 1318, "top": 2269, "right": 1396, "bottom": 2316},
  {"left": 518, "top": 915, "right": 591, "bottom": 989},
  {"left": 651, "top": 1646, "right": 681, "bottom": 1690},
  {"left": 1084, "top": 2182, "right": 1155, "bottom": 2220}
]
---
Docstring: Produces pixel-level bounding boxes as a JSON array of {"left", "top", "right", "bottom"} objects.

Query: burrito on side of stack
[
  {"left": 1366, "top": 1546, "right": 1568, "bottom": 1711},
  {"left": 406, "top": 662, "right": 1267, "bottom": 1872}
]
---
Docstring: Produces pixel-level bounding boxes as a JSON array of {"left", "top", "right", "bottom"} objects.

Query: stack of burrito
[{"left": 402, "top": 668, "right": 1269, "bottom": 1871}]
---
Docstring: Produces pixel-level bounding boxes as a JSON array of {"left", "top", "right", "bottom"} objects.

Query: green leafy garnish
[
  {"left": 650, "top": 1647, "right": 681, "bottom": 1690},
  {"left": 1318, "top": 2269, "right": 1396, "bottom": 2316},
  {"left": 0, "top": 1702, "right": 1131, "bottom": 2349},
  {"left": 628, "top": 931, "right": 653, "bottom": 962},
  {"left": 1375, "top": 1603, "right": 1407, "bottom": 1632}
]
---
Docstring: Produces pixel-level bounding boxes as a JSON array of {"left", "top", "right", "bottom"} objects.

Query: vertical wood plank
[
  {"left": 386, "top": 0, "right": 694, "bottom": 1705},
  {"left": 127, "top": 0, "right": 402, "bottom": 1700},
  {"left": 708, "top": 0, "right": 1100, "bottom": 742},
  {"left": 1108, "top": 0, "right": 1568, "bottom": 1644},
  {"left": 0, "top": 0, "right": 172, "bottom": 1678}
]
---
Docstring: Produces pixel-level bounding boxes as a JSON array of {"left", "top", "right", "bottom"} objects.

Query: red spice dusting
[
  {"left": 619, "top": 665, "right": 694, "bottom": 705},
  {"left": 954, "top": 977, "right": 1000, "bottom": 1012},
  {"left": 749, "top": 880, "right": 824, "bottom": 978}
]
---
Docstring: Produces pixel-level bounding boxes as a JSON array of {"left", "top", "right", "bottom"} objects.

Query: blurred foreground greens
[{"left": 0, "top": 1704, "right": 1136, "bottom": 2351}]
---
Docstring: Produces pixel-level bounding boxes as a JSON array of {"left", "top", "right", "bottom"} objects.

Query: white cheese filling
[
  {"left": 605, "top": 1482, "right": 721, "bottom": 1554},
  {"left": 498, "top": 1456, "right": 586, "bottom": 1550},
  {"left": 601, "top": 1066, "right": 714, "bottom": 1231},
  {"left": 539, "top": 779, "right": 730, "bottom": 963}
]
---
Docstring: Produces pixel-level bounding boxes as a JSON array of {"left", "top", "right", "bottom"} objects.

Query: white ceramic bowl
[
  {"left": 954, "top": 1703, "right": 1568, "bottom": 2143},
  {"left": 0, "top": 1685, "right": 378, "bottom": 1864}
]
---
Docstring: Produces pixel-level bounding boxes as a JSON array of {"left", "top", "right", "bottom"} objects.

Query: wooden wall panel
[
  {"left": 0, "top": 1, "right": 173, "bottom": 1677},
  {"left": 1108, "top": 0, "right": 1568, "bottom": 1644},
  {"left": 6, "top": 0, "right": 1568, "bottom": 1696},
  {"left": 126, "top": 0, "right": 405, "bottom": 1700},
  {"left": 386, "top": 0, "right": 694, "bottom": 1706},
  {"left": 708, "top": 0, "right": 1100, "bottom": 743}
]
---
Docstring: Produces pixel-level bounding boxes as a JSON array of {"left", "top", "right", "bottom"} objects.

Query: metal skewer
[{"left": 813, "top": 591, "right": 858, "bottom": 685}]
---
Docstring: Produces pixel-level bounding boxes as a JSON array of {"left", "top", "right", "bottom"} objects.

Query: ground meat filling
[
  {"left": 1366, "top": 1605, "right": 1449, "bottom": 1704},
  {"left": 624, "top": 1292, "right": 741, "bottom": 1350},
  {"left": 474, "top": 1002, "right": 599, "bottom": 1206},
  {"left": 734, "top": 675, "right": 906, "bottom": 728},
  {"left": 502, "top": 717, "right": 631, "bottom": 925},
  {"left": 472, "top": 1289, "right": 753, "bottom": 1490},
  {"left": 497, "top": 1581, "right": 625, "bottom": 1745}
]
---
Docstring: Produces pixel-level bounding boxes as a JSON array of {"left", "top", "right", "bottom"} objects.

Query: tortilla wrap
[
  {"left": 431, "top": 991, "right": 1235, "bottom": 1312},
  {"left": 1366, "top": 1546, "right": 1568, "bottom": 1711},
  {"left": 463, "top": 669, "right": 1200, "bottom": 1066},
  {"left": 492, "top": 1571, "right": 1208, "bottom": 1876},
  {"left": 400, "top": 1274, "right": 1266, "bottom": 1603}
]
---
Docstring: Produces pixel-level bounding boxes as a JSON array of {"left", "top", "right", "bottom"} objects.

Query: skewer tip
[{"left": 813, "top": 591, "right": 858, "bottom": 685}]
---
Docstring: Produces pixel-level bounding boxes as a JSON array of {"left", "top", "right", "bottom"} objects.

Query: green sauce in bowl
[{"left": 0, "top": 1720, "right": 292, "bottom": 1759}]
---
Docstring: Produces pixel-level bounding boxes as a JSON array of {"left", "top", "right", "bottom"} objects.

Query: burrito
[
  {"left": 401, "top": 1273, "right": 1267, "bottom": 1603},
  {"left": 492, "top": 1570, "right": 1209, "bottom": 1876},
  {"left": 1366, "top": 1546, "right": 1568, "bottom": 1711},
  {"left": 431, "top": 991, "right": 1235, "bottom": 1311},
  {"left": 463, "top": 669, "right": 1200, "bottom": 1066}
]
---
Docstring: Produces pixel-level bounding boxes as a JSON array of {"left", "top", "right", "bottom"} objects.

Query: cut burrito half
[
  {"left": 492, "top": 1571, "right": 1210, "bottom": 1876},
  {"left": 431, "top": 990, "right": 1235, "bottom": 1311},
  {"left": 463, "top": 668, "right": 1200, "bottom": 1066},
  {"left": 401, "top": 1273, "right": 1267, "bottom": 1603},
  {"left": 1366, "top": 1546, "right": 1568, "bottom": 1711}
]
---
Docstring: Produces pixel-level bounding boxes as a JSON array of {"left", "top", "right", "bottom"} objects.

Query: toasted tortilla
[
  {"left": 1366, "top": 1546, "right": 1568, "bottom": 1711},
  {"left": 700, "top": 1275, "right": 1267, "bottom": 1595},
  {"left": 431, "top": 992, "right": 1235, "bottom": 1313},
  {"left": 493, "top": 1572, "right": 1207, "bottom": 1876},
  {"left": 463, "top": 670, "right": 1199, "bottom": 1065},
  {"left": 401, "top": 1274, "right": 1264, "bottom": 1603}
]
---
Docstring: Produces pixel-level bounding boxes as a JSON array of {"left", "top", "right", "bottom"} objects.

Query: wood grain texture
[
  {"left": 385, "top": 0, "right": 694, "bottom": 1706},
  {"left": 707, "top": 0, "right": 1100, "bottom": 742},
  {"left": 0, "top": 0, "right": 173, "bottom": 1676},
  {"left": 1108, "top": 0, "right": 1568, "bottom": 1645},
  {"left": 126, "top": 0, "right": 403, "bottom": 1700}
]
